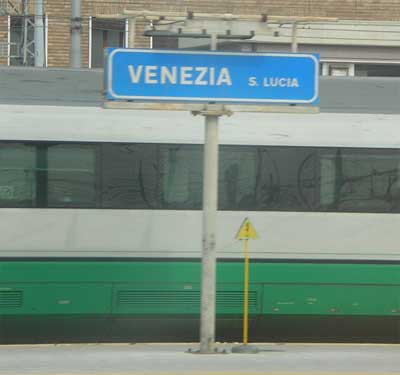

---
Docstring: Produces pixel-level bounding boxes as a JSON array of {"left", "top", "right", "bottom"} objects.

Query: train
[{"left": 1, "top": 103, "right": 400, "bottom": 343}]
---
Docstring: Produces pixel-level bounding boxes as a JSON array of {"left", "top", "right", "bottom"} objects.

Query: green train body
[
  {"left": 3, "top": 260, "right": 400, "bottom": 317},
  {"left": 2, "top": 260, "right": 400, "bottom": 343}
]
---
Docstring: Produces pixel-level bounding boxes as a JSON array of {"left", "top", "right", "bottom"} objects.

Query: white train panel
[
  {"left": 1, "top": 105, "right": 400, "bottom": 148},
  {"left": 0, "top": 209, "right": 399, "bottom": 260}
]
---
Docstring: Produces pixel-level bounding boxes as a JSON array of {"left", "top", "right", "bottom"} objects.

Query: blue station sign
[{"left": 105, "top": 48, "right": 319, "bottom": 105}]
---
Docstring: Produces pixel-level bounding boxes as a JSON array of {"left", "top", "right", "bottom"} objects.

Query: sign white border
[{"left": 106, "top": 49, "right": 319, "bottom": 104}]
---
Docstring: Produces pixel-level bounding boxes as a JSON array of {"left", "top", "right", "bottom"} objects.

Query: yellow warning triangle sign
[{"left": 236, "top": 217, "right": 259, "bottom": 240}]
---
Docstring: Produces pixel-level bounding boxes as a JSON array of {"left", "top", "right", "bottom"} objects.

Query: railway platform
[{"left": 0, "top": 342, "right": 399, "bottom": 375}]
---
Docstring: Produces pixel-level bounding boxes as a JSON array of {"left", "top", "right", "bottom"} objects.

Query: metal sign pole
[
  {"left": 199, "top": 112, "right": 219, "bottom": 353},
  {"left": 128, "top": 17, "right": 136, "bottom": 48},
  {"left": 291, "top": 21, "right": 298, "bottom": 52},
  {"left": 34, "top": 0, "right": 45, "bottom": 67},
  {"left": 70, "top": 0, "right": 82, "bottom": 68},
  {"left": 199, "top": 32, "right": 219, "bottom": 354}
]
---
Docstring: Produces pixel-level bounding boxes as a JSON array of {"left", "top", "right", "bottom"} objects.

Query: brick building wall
[
  {"left": 46, "top": 1, "right": 71, "bottom": 67},
  {"left": 89, "top": 0, "right": 400, "bottom": 20},
  {"left": 46, "top": 1, "right": 91, "bottom": 67},
  {"left": 2, "top": 0, "right": 400, "bottom": 67},
  {"left": 0, "top": 16, "right": 8, "bottom": 65}
]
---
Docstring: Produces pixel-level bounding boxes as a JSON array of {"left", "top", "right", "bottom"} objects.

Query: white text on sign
[
  {"left": 249, "top": 77, "right": 300, "bottom": 88},
  {"left": 128, "top": 65, "right": 233, "bottom": 86}
]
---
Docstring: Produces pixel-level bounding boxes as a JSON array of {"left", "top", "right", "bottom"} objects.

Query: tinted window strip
[{"left": 0, "top": 141, "right": 400, "bottom": 214}]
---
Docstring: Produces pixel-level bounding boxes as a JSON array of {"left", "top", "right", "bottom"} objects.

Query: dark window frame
[{"left": 1, "top": 140, "right": 400, "bottom": 214}]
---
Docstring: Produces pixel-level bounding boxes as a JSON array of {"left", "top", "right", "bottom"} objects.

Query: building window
[
  {"left": 355, "top": 64, "right": 400, "bottom": 77},
  {"left": 322, "top": 63, "right": 355, "bottom": 77},
  {"left": 90, "top": 17, "right": 126, "bottom": 68},
  {"left": 152, "top": 36, "right": 178, "bottom": 50},
  {"left": 7, "top": 15, "right": 47, "bottom": 66},
  {"left": 9, "top": 16, "right": 33, "bottom": 66}
]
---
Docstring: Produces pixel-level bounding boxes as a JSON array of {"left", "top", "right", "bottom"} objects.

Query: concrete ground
[{"left": 1, "top": 343, "right": 400, "bottom": 375}]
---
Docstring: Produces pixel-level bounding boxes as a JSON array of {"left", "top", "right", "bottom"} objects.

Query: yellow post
[
  {"left": 233, "top": 217, "right": 258, "bottom": 353},
  {"left": 243, "top": 237, "right": 250, "bottom": 345}
]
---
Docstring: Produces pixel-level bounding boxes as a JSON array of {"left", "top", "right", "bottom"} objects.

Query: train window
[
  {"left": 256, "top": 147, "right": 316, "bottom": 211},
  {"left": 160, "top": 144, "right": 202, "bottom": 209},
  {"left": 101, "top": 143, "right": 159, "bottom": 209},
  {"left": 45, "top": 144, "right": 97, "bottom": 207},
  {"left": 2, "top": 142, "right": 400, "bottom": 214},
  {"left": 318, "top": 148, "right": 400, "bottom": 212},
  {"left": 296, "top": 149, "right": 319, "bottom": 211},
  {"left": 219, "top": 146, "right": 258, "bottom": 210},
  {"left": 0, "top": 143, "right": 36, "bottom": 207},
  {"left": 320, "top": 157, "right": 336, "bottom": 207}
]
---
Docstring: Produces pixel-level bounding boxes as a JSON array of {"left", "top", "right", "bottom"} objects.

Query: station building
[{"left": 0, "top": 0, "right": 400, "bottom": 77}]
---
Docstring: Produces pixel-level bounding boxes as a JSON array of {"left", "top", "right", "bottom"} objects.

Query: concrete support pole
[
  {"left": 291, "top": 21, "right": 298, "bottom": 53},
  {"left": 128, "top": 18, "right": 136, "bottom": 48},
  {"left": 70, "top": 0, "right": 82, "bottom": 68},
  {"left": 34, "top": 0, "right": 45, "bottom": 67},
  {"left": 199, "top": 32, "right": 219, "bottom": 354},
  {"left": 22, "top": 0, "right": 29, "bottom": 65}
]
